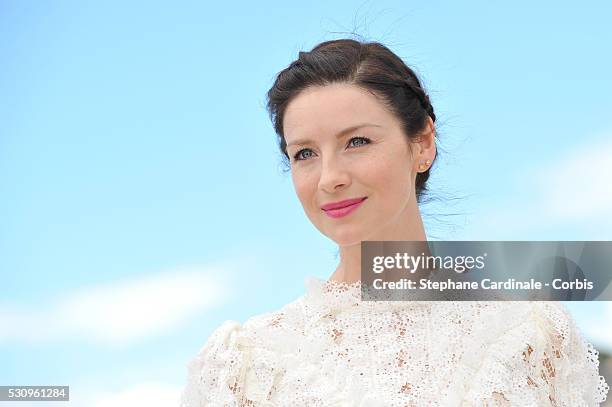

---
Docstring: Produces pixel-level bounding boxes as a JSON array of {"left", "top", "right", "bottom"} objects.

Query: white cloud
[
  {"left": 0, "top": 265, "right": 231, "bottom": 347},
  {"left": 466, "top": 135, "right": 612, "bottom": 238},
  {"left": 537, "top": 138, "right": 612, "bottom": 221},
  {"left": 565, "top": 301, "right": 612, "bottom": 354},
  {"left": 60, "top": 382, "right": 183, "bottom": 407},
  {"left": 91, "top": 383, "right": 183, "bottom": 407}
]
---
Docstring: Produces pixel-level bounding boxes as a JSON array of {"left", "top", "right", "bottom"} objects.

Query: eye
[
  {"left": 348, "top": 136, "right": 371, "bottom": 148},
  {"left": 293, "top": 148, "right": 314, "bottom": 161},
  {"left": 292, "top": 136, "right": 372, "bottom": 162}
]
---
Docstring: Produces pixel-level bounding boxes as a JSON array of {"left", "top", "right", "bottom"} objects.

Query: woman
[{"left": 180, "top": 39, "right": 609, "bottom": 406}]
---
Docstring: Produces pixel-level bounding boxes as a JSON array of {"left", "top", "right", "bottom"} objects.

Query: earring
[{"left": 419, "top": 160, "right": 431, "bottom": 171}]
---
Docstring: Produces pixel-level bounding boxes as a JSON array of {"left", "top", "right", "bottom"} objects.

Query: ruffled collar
[
  {"left": 302, "top": 275, "right": 432, "bottom": 315},
  {"left": 304, "top": 275, "right": 362, "bottom": 297},
  {"left": 301, "top": 276, "right": 363, "bottom": 321}
]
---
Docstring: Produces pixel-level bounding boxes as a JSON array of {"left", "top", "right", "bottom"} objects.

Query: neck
[{"left": 328, "top": 196, "right": 426, "bottom": 284}]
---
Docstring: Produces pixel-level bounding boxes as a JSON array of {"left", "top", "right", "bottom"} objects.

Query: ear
[{"left": 413, "top": 116, "right": 436, "bottom": 173}]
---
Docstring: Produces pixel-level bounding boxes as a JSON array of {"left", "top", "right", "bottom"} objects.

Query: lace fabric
[{"left": 180, "top": 276, "right": 609, "bottom": 406}]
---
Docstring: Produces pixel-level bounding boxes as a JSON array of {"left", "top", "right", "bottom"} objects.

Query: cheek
[
  {"left": 362, "top": 150, "right": 414, "bottom": 200},
  {"left": 291, "top": 171, "right": 316, "bottom": 208}
]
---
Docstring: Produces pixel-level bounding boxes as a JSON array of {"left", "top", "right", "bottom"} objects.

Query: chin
[{"left": 326, "top": 227, "right": 366, "bottom": 247}]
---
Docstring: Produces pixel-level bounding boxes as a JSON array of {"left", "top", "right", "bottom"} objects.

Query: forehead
[{"left": 283, "top": 83, "right": 392, "bottom": 141}]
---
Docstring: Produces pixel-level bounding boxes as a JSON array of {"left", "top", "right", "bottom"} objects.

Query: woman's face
[{"left": 283, "top": 83, "right": 435, "bottom": 246}]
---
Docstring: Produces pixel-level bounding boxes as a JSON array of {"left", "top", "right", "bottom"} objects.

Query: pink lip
[
  {"left": 321, "top": 197, "right": 367, "bottom": 219},
  {"left": 321, "top": 197, "right": 367, "bottom": 211}
]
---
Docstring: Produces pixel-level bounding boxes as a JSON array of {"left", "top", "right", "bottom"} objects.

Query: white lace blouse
[{"left": 180, "top": 276, "right": 609, "bottom": 406}]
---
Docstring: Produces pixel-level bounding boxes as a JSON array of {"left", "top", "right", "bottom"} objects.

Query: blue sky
[{"left": 1, "top": 1, "right": 611, "bottom": 405}]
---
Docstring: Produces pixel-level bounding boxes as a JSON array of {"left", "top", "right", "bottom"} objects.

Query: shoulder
[
  {"left": 179, "top": 320, "right": 245, "bottom": 407},
  {"left": 179, "top": 297, "right": 308, "bottom": 406},
  {"left": 456, "top": 301, "right": 609, "bottom": 406},
  {"left": 243, "top": 295, "right": 306, "bottom": 328}
]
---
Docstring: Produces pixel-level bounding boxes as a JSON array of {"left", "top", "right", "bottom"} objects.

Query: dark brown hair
[{"left": 265, "top": 38, "right": 437, "bottom": 203}]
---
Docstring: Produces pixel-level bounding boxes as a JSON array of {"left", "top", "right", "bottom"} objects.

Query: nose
[{"left": 318, "top": 155, "right": 351, "bottom": 194}]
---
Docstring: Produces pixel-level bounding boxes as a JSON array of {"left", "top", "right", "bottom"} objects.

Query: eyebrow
[{"left": 286, "top": 123, "right": 382, "bottom": 148}]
